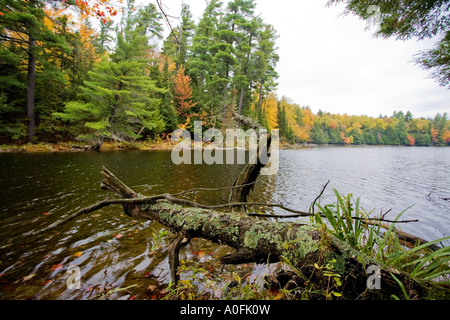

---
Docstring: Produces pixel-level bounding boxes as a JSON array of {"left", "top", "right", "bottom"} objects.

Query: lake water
[{"left": 0, "top": 146, "right": 449, "bottom": 299}]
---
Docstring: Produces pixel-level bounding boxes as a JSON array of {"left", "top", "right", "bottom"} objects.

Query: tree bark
[
  {"left": 98, "top": 167, "right": 444, "bottom": 299},
  {"left": 229, "top": 112, "right": 270, "bottom": 208},
  {"left": 100, "top": 167, "right": 322, "bottom": 266},
  {"left": 238, "top": 87, "right": 245, "bottom": 115},
  {"left": 26, "top": 33, "right": 36, "bottom": 143}
]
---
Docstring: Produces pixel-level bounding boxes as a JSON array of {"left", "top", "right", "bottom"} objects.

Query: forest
[
  {"left": 0, "top": 0, "right": 449, "bottom": 148},
  {"left": 0, "top": 0, "right": 450, "bottom": 304}
]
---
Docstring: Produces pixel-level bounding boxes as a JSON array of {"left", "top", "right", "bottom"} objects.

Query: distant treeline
[{"left": 263, "top": 95, "right": 450, "bottom": 146}]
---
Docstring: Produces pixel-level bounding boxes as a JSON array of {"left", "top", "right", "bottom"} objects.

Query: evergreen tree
[
  {"left": 151, "top": 54, "right": 179, "bottom": 133},
  {"left": 0, "top": 0, "right": 67, "bottom": 142},
  {"left": 393, "top": 111, "right": 409, "bottom": 145},
  {"left": 214, "top": 0, "right": 256, "bottom": 122},
  {"left": 54, "top": 9, "right": 165, "bottom": 149},
  {"left": 133, "top": 3, "right": 163, "bottom": 43},
  {"left": 277, "top": 101, "right": 294, "bottom": 143},
  {"left": 235, "top": 16, "right": 261, "bottom": 115},
  {"left": 187, "top": 0, "right": 223, "bottom": 123},
  {"left": 163, "top": 3, "right": 195, "bottom": 68},
  {"left": 254, "top": 23, "right": 279, "bottom": 112},
  {"left": 93, "top": 19, "right": 114, "bottom": 55},
  {"left": 0, "top": 41, "right": 26, "bottom": 140}
]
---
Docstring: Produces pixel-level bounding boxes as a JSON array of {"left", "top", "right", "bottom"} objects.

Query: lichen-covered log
[
  {"left": 133, "top": 200, "right": 321, "bottom": 265},
  {"left": 100, "top": 168, "right": 448, "bottom": 299},
  {"left": 101, "top": 167, "right": 320, "bottom": 266}
]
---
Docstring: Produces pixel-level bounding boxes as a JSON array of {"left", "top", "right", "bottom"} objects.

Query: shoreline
[
  {"left": 0, "top": 140, "right": 297, "bottom": 153},
  {"left": 0, "top": 141, "right": 446, "bottom": 153}
]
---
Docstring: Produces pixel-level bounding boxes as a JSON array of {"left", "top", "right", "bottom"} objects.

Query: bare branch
[
  {"left": 311, "top": 180, "right": 330, "bottom": 214},
  {"left": 31, "top": 189, "right": 418, "bottom": 237},
  {"left": 156, "top": 0, "right": 181, "bottom": 46}
]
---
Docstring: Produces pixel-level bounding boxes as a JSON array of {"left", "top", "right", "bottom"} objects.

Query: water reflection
[{"left": 0, "top": 146, "right": 448, "bottom": 299}]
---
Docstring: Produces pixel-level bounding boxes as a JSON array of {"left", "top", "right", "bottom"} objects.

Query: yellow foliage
[
  {"left": 264, "top": 93, "right": 278, "bottom": 130},
  {"left": 158, "top": 54, "right": 177, "bottom": 74}
]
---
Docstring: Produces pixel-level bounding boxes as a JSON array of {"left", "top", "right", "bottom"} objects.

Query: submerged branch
[
  {"left": 29, "top": 167, "right": 450, "bottom": 299},
  {"left": 31, "top": 182, "right": 419, "bottom": 237}
]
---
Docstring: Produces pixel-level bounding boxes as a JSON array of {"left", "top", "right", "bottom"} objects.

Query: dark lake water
[{"left": 0, "top": 146, "right": 449, "bottom": 299}]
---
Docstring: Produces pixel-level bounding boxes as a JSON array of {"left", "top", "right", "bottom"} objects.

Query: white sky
[{"left": 156, "top": 0, "right": 450, "bottom": 118}]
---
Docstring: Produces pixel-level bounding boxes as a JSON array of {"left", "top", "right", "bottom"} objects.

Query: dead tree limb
[
  {"left": 31, "top": 166, "right": 449, "bottom": 299},
  {"left": 311, "top": 180, "right": 330, "bottom": 214},
  {"left": 168, "top": 234, "right": 189, "bottom": 285},
  {"left": 229, "top": 112, "right": 272, "bottom": 210},
  {"left": 94, "top": 168, "right": 447, "bottom": 299}
]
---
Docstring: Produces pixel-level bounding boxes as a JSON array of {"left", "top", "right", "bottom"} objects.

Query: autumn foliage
[
  {"left": 173, "top": 66, "right": 198, "bottom": 125},
  {"left": 0, "top": 0, "right": 449, "bottom": 147},
  {"left": 407, "top": 135, "right": 416, "bottom": 146},
  {"left": 71, "top": 0, "right": 119, "bottom": 24}
]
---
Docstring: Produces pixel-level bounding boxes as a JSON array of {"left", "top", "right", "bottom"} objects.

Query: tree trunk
[
  {"left": 98, "top": 167, "right": 442, "bottom": 299},
  {"left": 26, "top": 34, "right": 36, "bottom": 143},
  {"left": 238, "top": 87, "right": 245, "bottom": 115},
  {"left": 229, "top": 112, "right": 271, "bottom": 208},
  {"left": 238, "top": 35, "right": 252, "bottom": 115},
  {"left": 258, "top": 80, "right": 264, "bottom": 111}
]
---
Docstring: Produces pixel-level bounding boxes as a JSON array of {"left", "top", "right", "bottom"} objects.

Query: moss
[
  {"left": 154, "top": 202, "right": 241, "bottom": 243},
  {"left": 282, "top": 225, "right": 321, "bottom": 264},
  {"left": 153, "top": 201, "right": 321, "bottom": 266},
  {"left": 155, "top": 202, "right": 184, "bottom": 227},
  {"left": 243, "top": 223, "right": 284, "bottom": 250}
]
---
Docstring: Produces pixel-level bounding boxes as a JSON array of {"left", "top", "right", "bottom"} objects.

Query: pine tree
[
  {"left": 214, "top": 0, "right": 256, "bottom": 122},
  {"left": 0, "top": 0, "right": 67, "bottom": 142},
  {"left": 0, "top": 42, "right": 26, "bottom": 140},
  {"left": 53, "top": 9, "right": 165, "bottom": 149},
  {"left": 187, "top": 0, "right": 223, "bottom": 123},
  {"left": 163, "top": 3, "right": 195, "bottom": 68},
  {"left": 93, "top": 19, "right": 114, "bottom": 55},
  {"left": 235, "top": 16, "right": 261, "bottom": 115},
  {"left": 152, "top": 54, "right": 179, "bottom": 133},
  {"left": 277, "top": 101, "right": 294, "bottom": 143},
  {"left": 254, "top": 23, "right": 279, "bottom": 112}
]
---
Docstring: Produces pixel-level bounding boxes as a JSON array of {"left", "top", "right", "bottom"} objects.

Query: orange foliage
[
  {"left": 430, "top": 128, "right": 439, "bottom": 143},
  {"left": 442, "top": 128, "right": 450, "bottom": 144},
  {"left": 264, "top": 93, "right": 278, "bottom": 130},
  {"left": 407, "top": 135, "right": 415, "bottom": 146},
  {"left": 41, "top": 6, "right": 98, "bottom": 66},
  {"left": 73, "top": 0, "right": 120, "bottom": 24},
  {"left": 296, "top": 107, "right": 314, "bottom": 142},
  {"left": 174, "top": 66, "right": 198, "bottom": 122},
  {"left": 341, "top": 132, "right": 351, "bottom": 144}
]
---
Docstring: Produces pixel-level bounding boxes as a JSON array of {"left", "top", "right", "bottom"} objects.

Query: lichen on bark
[{"left": 140, "top": 200, "right": 321, "bottom": 266}]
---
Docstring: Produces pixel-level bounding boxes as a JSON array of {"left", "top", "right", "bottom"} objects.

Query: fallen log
[
  {"left": 93, "top": 167, "right": 447, "bottom": 299},
  {"left": 31, "top": 114, "right": 449, "bottom": 299},
  {"left": 30, "top": 165, "right": 449, "bottom": 299}
]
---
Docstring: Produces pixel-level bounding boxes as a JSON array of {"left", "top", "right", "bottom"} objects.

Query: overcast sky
[{"left": 158, "top": 0, "right": 450, "bottom": 118}]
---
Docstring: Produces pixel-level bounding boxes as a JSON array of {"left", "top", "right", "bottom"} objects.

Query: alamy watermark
[
  {"left": 66, "top": 265, "right": 81, "bottom": 289},
  {"left": 366, "top": 264, "right": 381, "bottom": 290},
  {"left": 170, "top": 121, "right": 279, "bottom": 176},
  {"left": 366, "top": 5, "right": 382, "bottom": 30}
]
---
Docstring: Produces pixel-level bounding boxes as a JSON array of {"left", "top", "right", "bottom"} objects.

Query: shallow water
[{"left": 0, "top": 146, "right": 448, "bottom": 299}]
